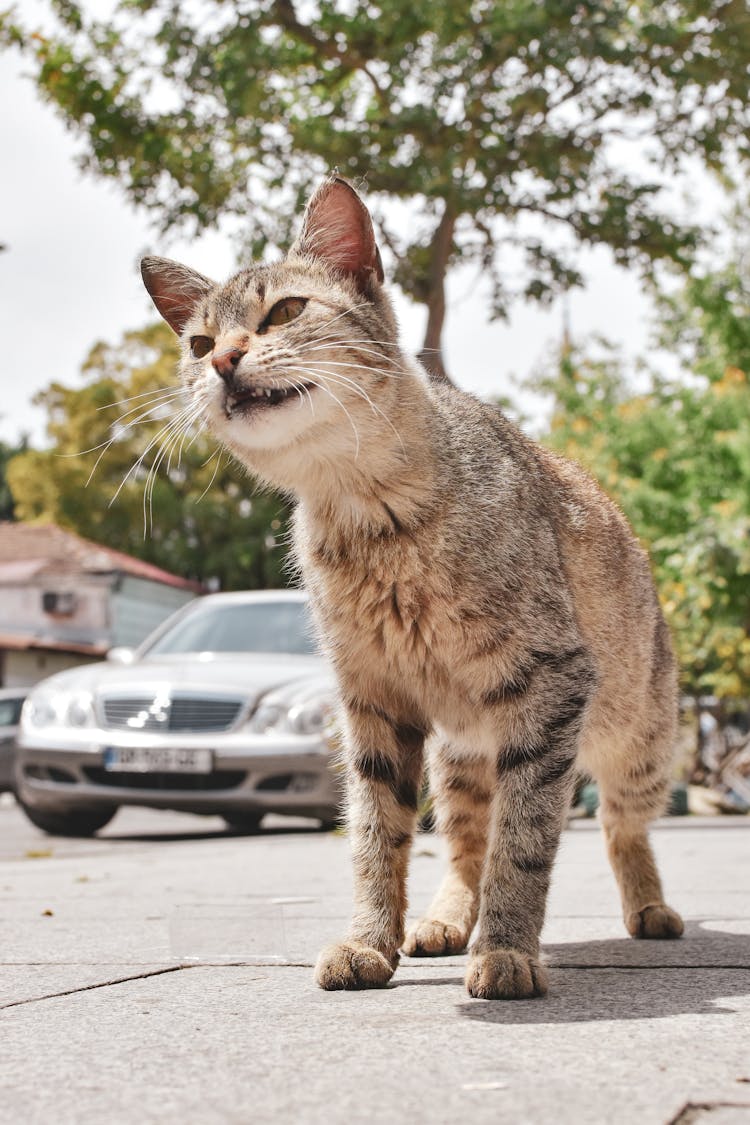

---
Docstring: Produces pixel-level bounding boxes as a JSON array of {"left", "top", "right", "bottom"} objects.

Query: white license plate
[{"left": 102, "top": 747, "right": 214, "bottom": 774}]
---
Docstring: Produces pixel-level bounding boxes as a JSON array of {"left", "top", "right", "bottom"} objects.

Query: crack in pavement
[
  {"left": 0, "top": 965, "right": 191, "bottom": 1010},
  {"left": 667, "top": 1102, "right": 750, "bottom": 1123},
  {"left": 3, "top": 960, "right": 748, "bottom": 1011}
]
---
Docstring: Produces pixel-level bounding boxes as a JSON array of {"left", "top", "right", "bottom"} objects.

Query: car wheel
[
  {"left": 223, "top": 812, "right": 263, "bottom": 834},
  {"left": 18, "top": 801, "right": 118, "bottom": 838}
]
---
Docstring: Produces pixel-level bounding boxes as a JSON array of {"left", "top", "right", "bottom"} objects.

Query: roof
[
  {"left": 0, "top": 523, "right": 200, "bottom": 591},
  {"left": 0, "top": 630, "right": 108, "bottom": 656}
]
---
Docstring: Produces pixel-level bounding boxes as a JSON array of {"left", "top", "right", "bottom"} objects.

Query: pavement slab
[
  {"left": 1, "top": 803, "right": 749, "bottom": 1124},
  {"left": 1, "top": 964, "right": 749, "bottom": 1125}
]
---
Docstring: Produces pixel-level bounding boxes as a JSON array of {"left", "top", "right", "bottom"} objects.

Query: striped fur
[{"left": 143, "top": 176, "right": 684, "bottom": 1000}]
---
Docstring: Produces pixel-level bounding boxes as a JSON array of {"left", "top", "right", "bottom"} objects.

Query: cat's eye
[
  {"left": 264, "top": 297, "right": 307, "bottom": 329},
  {"left": 190, "top": 335, "right": 214, "bottom": 359}
]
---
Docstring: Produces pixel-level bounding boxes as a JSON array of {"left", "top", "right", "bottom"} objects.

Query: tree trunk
[{"left": 417, "top": 202, "right": 456, "bottom": 384}]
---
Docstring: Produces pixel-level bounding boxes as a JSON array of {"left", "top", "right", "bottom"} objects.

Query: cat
[{"left": 141, "top": 175, "right": 684, "bottom": 1000}]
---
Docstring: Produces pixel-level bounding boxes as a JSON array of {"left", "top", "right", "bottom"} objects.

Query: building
[{"left": 0, "top": 523, "right": 200, "bottom": 687}]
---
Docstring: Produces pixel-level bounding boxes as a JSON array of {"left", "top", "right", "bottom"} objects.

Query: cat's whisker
[
  {"left": 57, "top": 393, "right": 182, "bottom": 463},
  {"left": 195, "top": 446, "right": 225, "bottom": 505},
  {"left": 306, "top": 302, "right": 373, "bottom": 340},
  {"left": 291, "top": 362, "right": 403, "bottom": 457},
  {"left": 289, "top": 363, "right": 406, "bottom": 456},
  {"left": 110, "top": 403, "right": 196, "bottom": 510},
  {"left": 167, "top": 402, "right": 203, "bottom": 476},
  {"left": 141, "top": 411, "right": 193, "bottom": 529},
  {"left": 175, "top": 409, "right": 207, "bottom": 468},
  {"left": 301, "top": 327, "right": 400, "bottom": 359},
  {"left": 56, "top": 393, "right": 186, "bottom": 499},
  {"left": 96, "top": 387, "right": 184, "bottom": 413},
  {"left": 285, "top": 368, "right": 361, "bottom": 457},
  {"left": 276, "top": 374, "right": 317, "bottom": 419},
  {"left": 77, "top": 397, "right": 186, "bottom": 486},
  {"left": 144, "top": 403, "right": 205, "bottom": 531},
  {"left": 300, "top": 354, "right": 400, "bottom": 380},
  {"left": 311, "top": 332, "right": 406, "bottom": 354},
  {"left": 109, "top": 392, "right": 184, "bottom": 432},
  {"left": 300, "top": 342, "right": 400, "bottom": 372}
]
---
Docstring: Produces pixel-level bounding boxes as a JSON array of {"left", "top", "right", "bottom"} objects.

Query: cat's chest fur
[
  {"left": 294, "top": 505, "right": 516, "bottom": 730},
  {"left": 298, "top": 511, "right": 452, "bottom": 685}
]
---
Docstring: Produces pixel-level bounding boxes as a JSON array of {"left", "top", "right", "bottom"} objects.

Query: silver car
[
  {"left": 0, "top": 689, "right": 27, "bottom": 792},
  {"left": 16, "top": 590, "right": 342, "bottom": 836}
]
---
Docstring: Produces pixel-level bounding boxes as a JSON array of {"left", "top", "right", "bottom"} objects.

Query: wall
[
  {"left": 109, "top": 575, "right": 195, "bottom": 648},
  {"left": 2, "top": 649, "right": 97, "bottom": 689},
  {"left": 0, "top": 578, "right": 111, "bottom": 650}
]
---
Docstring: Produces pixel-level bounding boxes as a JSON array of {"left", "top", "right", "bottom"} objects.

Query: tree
[
  {"left": 538, "top": 264, "right": 750, "bottom": 700},
  {"left": 0, "top": 434, "right": 28, "bottom": 520},
  {"left": 7, "top": 322, "right": 293, "bottom": 589},
  {"left": 4, "top": 1, "right": 750, "bottom": 377}
]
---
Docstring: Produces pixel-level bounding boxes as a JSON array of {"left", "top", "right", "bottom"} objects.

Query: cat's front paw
[
  {"left": 315, "top": 941, "right": 397, "bottom": 991},
  {"left": 626, "top": 902, "right": 684, "bottom": 940},
  {"left": 465, "top": 948, "right": 548, "bottom": 1000},
  {"left": 402, "top": 918, "right": 469, "bottom": 957}
]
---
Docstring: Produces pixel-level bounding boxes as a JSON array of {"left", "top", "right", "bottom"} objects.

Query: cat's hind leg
[
  {"left": 402, "top": 740, "right": 491, "bottom": 957},
  {"left": 465, "top": 643, "right": 598, "bottom": 999},
  {"left": 597, "top": 746, "right": 684, "bottom": 939}
]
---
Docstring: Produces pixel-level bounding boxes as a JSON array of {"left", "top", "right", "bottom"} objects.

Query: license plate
[{"left": 102, "top": 746, "right": 214, "bottom": 774}]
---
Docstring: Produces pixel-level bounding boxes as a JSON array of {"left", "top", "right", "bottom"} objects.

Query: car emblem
[{"left": 126, "top": 690, "right": 171, "bottom": 729}]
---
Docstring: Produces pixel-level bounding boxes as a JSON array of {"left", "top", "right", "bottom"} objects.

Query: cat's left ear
[
  {"left": 290, "top": 176, "right": 385, "bottom": 293},
  {"left": 141, "top": 256, "right": 215, "bottom": 335}
]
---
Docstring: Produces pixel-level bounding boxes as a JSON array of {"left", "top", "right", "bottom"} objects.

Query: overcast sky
[{"left": 1, "top": 48, "right": 662, "bottom": 452}]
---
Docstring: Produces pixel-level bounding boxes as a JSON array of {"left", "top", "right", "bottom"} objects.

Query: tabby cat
[{"left": 142, "top": 176, "right": 683, "bottom": 1000}]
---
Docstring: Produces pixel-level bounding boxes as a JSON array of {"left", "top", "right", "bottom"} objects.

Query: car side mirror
[{"left": 107, "top": 646, "right": 136, "bottom": 665}]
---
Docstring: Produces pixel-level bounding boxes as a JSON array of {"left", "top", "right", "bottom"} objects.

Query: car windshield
[
  {"left": 0, "top": 697, "right": 24, "bottom": 726},
  {"left": 144, "top": 599, "right": 319, "bottom": 657}
]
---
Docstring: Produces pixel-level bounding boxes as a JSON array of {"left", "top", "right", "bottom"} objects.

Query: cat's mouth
[{"left": 223, "top": 382, "right": 314, "bottom": 419}]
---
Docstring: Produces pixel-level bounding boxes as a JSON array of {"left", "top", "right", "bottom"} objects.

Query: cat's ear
[
  {"left": 140, "top": 256, "right": 214, "bottom": 335},
  {"left": 290, "top": 176, "right": 385, "bottom": 293}
]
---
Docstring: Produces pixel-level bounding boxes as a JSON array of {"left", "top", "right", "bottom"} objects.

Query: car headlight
[
  {"left": 22, "top": 690, "right": 95, "bottom": 730},
  {"left": 248, "top": 694, "right": 336, "bottom": 737},
  {"left": 65, "top": 693, "right": 96, "bottom": 728},
  {"left": 22, "top": 693, "right": 57, "bottom": 729},
  {"left": 288, "top": 698, "right": 334, "bottom": 736}
]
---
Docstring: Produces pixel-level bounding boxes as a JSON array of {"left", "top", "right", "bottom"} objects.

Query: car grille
[
  {"left": 100, "top": 696, "right": 245, "bottom": 733},
  {"left": 83, "top": 767, "right": 247, "bottom": 791}
]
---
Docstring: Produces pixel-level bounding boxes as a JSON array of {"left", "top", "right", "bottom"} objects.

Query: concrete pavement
[{"left": 1, "top": 799, "right": 749, "bottom": 1124}]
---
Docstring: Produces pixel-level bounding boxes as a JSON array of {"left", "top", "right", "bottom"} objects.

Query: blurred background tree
[
  {"left": 7, "top": 322, "right": 293, "bottom": 589},
  {"left": 539, "top": 207, "right": 750, "bottom": 700},
  {"left": 3, "top": 1, "right": 750, "bottom": 377},
  {"left": 0, "top": 435, "right": 28, "bottom": 520}
]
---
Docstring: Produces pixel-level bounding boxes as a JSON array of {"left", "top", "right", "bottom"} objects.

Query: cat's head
[{"left": 141, "top": 177, "right": 402, "bottom": 463}]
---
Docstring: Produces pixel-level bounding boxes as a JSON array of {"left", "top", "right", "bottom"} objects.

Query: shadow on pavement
[
  {"left": 389, "top": 922, "right": 750, "bottom": 1024},
  {"left": 103, "top": 824, "right": 329, "bottom": 843},
  {"left": 440, "top": 924, "right": 750, "bottom": 1026}
]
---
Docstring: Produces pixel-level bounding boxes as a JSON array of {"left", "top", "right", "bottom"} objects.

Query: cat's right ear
[{"left": 140, "top": 256, "right": 214, "bottom": 335}]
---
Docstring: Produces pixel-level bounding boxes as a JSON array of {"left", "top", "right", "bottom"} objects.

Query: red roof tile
[{"left": 0, "top": 523, "right": 200, "bottom": 591}]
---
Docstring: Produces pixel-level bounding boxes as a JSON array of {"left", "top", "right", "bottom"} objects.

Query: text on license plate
[{"left": 102, "top": 747, "right": 213, "bottom": 774}]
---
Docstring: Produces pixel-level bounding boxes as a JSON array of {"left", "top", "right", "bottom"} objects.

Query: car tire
[
  {"left": 223, "top": 812, "right": 263, "bottom": 834},
  {"left": 18, "top": 800, "right": 118, "bottom": 837}
]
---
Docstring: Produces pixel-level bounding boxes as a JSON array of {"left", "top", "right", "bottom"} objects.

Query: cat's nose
[{"left": 212, "top": 347, "right": 246, "bottom": 384}]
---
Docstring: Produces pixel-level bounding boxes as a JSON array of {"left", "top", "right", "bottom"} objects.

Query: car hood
[{"left": 31, "top": 653, "right": 333, "bottom": 705}]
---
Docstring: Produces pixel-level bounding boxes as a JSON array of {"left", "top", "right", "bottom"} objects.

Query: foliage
[
  {"left": 4, "top": 1, "right": 750, "bottom": 371},
  {"left": 0, "top": 434, "right": 28, "bottom": 520},
  {"left": 7, "top": 322, "right": 293, "bottom": 589},
  {"left": 539, "top": 255, "right": 750, "bottom": 698}
]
